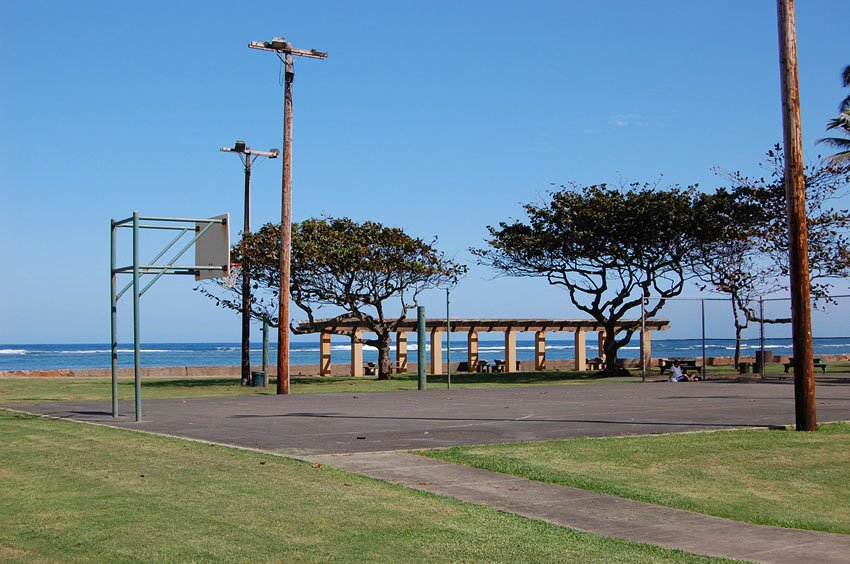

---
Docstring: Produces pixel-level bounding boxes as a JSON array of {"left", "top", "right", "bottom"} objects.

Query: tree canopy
[
  {"left": 691, "top": 147, "right": 850, "bottom": 362},
  {"left": 474, "top": 183, "right": 715, "bottom": 374},
  {"left": 200, "top": 217, "right": 466, "bottom": 379}
]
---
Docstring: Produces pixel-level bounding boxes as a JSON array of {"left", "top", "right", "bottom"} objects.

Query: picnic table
[
  {"left": 587, "top": 357, "right": 604, "bottom": 371},
  {"left": 783, "top": 357, "right": 827, "bottom": 374}
]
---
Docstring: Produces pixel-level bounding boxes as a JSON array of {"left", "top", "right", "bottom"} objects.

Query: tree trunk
[
  {"left": 734, "top": 325, "right": 743, "bottom": 367},
  {"left": 377, "top": 337, "right": 392, "bottom": 380},
  {"left": 601, "top": 327, "right": 624, "bottom": 375},
  {"left": 731, "top": 296, "right": 747, "bottom": 367}
]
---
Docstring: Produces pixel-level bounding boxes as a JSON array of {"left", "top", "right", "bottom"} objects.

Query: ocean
[{"left": 2, "top": 338, "right": 850, "bottom": 372}]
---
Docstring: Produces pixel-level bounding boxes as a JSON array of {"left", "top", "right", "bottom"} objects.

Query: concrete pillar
[
  {"left": 430, "top": 329, "right": 442, "bottom": 374},
  {"left": 396, "top": 331, "right": 408, "bottom": 373},
  {"left": 575, "top": 330, "right": 587, "bottom": 371},
  {"left": 467, "top": 330, "right": 479, "bottom": 371},
  {"left": 534, "top": 331, "right": 546, "bottom": 370},
  {"left": 504, "top": 328, "right": 517, "bottom": 373},
  {"left": 641, "top": 329, "right": 652, "bottom": 372},
  {"left": 597, "top": 330, "right": 606, "bottom": 359},
  {"left": 319, "top": 331, "right": 332, "bottom": 376},
  {"left": 351, "top": 331, "right": 364, "bottom": 377}
]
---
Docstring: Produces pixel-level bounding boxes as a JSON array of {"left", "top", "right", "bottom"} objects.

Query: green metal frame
[{"left": 110, "top": 212, "right": 229, "bottom": 422}]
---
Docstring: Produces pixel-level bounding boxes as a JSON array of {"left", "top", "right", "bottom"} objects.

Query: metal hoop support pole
[
  {"left": 132, "top": 211, "right": 142, "bottom": 422},
  {"left": 110, "top": 220, "right": 118, "bottom": 418}
]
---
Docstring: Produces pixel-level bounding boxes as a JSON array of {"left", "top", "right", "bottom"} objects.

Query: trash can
[
  {"left": 251, "top": 371, "right": 266, "bottom": 387},
  {"left": 755, "top": 350, "right": 774, "bottom": 364},
  {"left": 738, "top": 362, "right": 751, "bottom": 374}
]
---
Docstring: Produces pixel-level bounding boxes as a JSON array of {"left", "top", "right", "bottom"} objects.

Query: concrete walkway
[{"left": 309, "top": 450, "right": 850, "bottom": 564}]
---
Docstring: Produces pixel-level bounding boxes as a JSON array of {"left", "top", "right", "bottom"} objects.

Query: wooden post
[
  {"left": 467, "top": 330, "right": 479, "bottom": 371},
  {"left": 319, "top": 331, "right": 332, "bottom": 376},
  {"left": 504, "top": 328, "right": 517, "bottom": 373},
  {"left": 597, "top": 330, "right": 606, "bottom": 359},
  {"left": 351, "top": 331, "right": 364, "bottom": 377},
  {"left": 430, "top": 328, "right": 442, "bottom": 375},
  {"left": 396, "top": 331, "right": 408, "bottom": 373},
  {"left": 777, "top": 0, "right": 816, "bottom": 430},
  {"left": 641, "top": 329, "right": 652, "bottom": 373},
  {"left": 535, "top": 331, "right": 546, "bottom": 370},
  {"left": 575, "top": 330, "right": 587, "bottom": 371}
]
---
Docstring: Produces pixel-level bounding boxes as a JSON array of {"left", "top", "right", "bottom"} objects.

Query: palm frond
[
  {"left": 816, "top": 136, "right": 850, "bottom": 148},
  {"left": 842, "top": 64, "right": 850, "bottom": 88},
  {"left": 826, "top": 112, "right": 850, "bottom": 131}
]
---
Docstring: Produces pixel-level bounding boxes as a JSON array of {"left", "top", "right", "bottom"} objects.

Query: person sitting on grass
[
  {"left": 669, "top": 360, "right": 687, "bottom": 382},
  {"left": 669, "top": 360, "right": 699, "bottom": 382}
]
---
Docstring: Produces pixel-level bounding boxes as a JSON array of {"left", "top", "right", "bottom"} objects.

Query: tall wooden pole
[
  {"left": 249, "top": 37, "right": 327, "bottom": 396},
  {"left": 776, "top": 0, "right": 817, "bottom": 431},
  {"left": 278, "top": 53, "right": 294, "bottom": 395}
]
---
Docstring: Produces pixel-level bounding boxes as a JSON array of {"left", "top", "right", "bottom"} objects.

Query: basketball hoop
[{"left": 221, "top": 263, "right": 241, "bottom": 289}]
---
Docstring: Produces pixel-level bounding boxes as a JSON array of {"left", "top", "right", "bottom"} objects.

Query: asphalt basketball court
[{"left": 15, "top": 379, "right": 850, "bottom": 456}]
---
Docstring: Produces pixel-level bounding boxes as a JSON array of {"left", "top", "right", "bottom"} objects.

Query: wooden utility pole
[
  {"left": 249, "top": 38, "right": 327, "bottom": 395},
  {"left": 776, "top": 0, "right": 817, "bottom": 431}
]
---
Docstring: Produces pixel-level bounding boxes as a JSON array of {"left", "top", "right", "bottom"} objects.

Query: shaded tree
[
  {"left": 474, "top": 184, "right": 715, "bottom": 375},
  {"left": 688, "top": 187, "right": 775, "bottom": 365},
  {"left": 691, "top": 147, "right": 850, "bottom": 361},
  {"left": 200, "top": 218, "right": 466, "bottom": 380}
]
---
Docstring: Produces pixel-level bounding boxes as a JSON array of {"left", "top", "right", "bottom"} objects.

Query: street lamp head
[
  {"left": 270, "top": 37, "right": 289, "bottom": 50},
  {"left": 269, "top": 148, "right": 280, "bottom": 159}
]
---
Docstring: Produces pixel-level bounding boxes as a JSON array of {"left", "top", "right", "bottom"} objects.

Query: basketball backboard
[{"left": 194, "top": 213, "right": 231, "bottom": 281}]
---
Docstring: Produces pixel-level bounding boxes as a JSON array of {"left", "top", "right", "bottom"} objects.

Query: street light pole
[
  {"left": 220, "top": 141, "right": 279, "bottom": 386},
  {"left": 249, "top": 37, "right": 327, "bottom": 395}
]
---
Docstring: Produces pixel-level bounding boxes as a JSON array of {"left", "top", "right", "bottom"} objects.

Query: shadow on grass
[
  {"left": 142, "top": 378, "right": 242, "bottom": 389},
  {"left": 134, "top": 370, "right": 637, "bottom": 391},
  {"left": 292, "top": 371, "right": 616, "bottom": 387}
]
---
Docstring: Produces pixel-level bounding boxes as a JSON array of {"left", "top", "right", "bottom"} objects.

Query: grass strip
[
  {"left": 420, "top": 423, "right": 850, "bottom": 534},
  {"left": 3, "top": 361, "right": 848, "bottom": 405},
  {"left": 0, "top": 370, "right": 630, "bottom": 404},
  {"left": 0, "top": 410, "right": 728, "bottom": 563}
]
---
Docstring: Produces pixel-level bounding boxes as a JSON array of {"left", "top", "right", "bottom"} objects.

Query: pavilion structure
[{"left": 294, "top": 318, "right": 670, "bottom": 377}]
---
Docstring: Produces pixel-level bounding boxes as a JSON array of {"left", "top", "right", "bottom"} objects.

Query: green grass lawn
[
  {"left": 0, "top": 411, "right": 727, "bottom": 563},
  {"left": 420, "top": 423, "right": 850, "bottom": 535},
  {"left": 0, "top": 370, "right": 632, "bottom": 405}
]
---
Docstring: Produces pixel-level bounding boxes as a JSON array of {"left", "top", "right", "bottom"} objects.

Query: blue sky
[{"left": 1, "top": 1, "right": 848, "bottom": 344}]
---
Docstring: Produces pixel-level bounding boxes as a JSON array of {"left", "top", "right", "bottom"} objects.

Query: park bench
[
  {"left": 365, "top": 362, "right": 377, "bottom": 376},
  {"left": 660, "top": 359, "right": 702, "bottom": 376},
  {"left": 783, "top": 357, "right": 827, "bottom": 374}
]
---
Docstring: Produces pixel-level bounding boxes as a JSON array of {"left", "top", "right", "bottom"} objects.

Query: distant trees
[
  {"left": 687, "top": 187, "right": 768, "bottom": 365},
  {"left": 474, "top": 183, "right": 717, "bottom": 374},
  {"left": 817, "top": 65, "right": 850, "bottom": 166},
  {"left": 689, "top": 147, "right": 850, "bottom": 363},
  {"left": 200, "top": 218, "right": 466, "bottom": 380}
]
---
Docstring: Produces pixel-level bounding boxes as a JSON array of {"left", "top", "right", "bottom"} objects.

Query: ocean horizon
[{"left": 3, "top": 337, "right": 850, "bottom": 372}]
